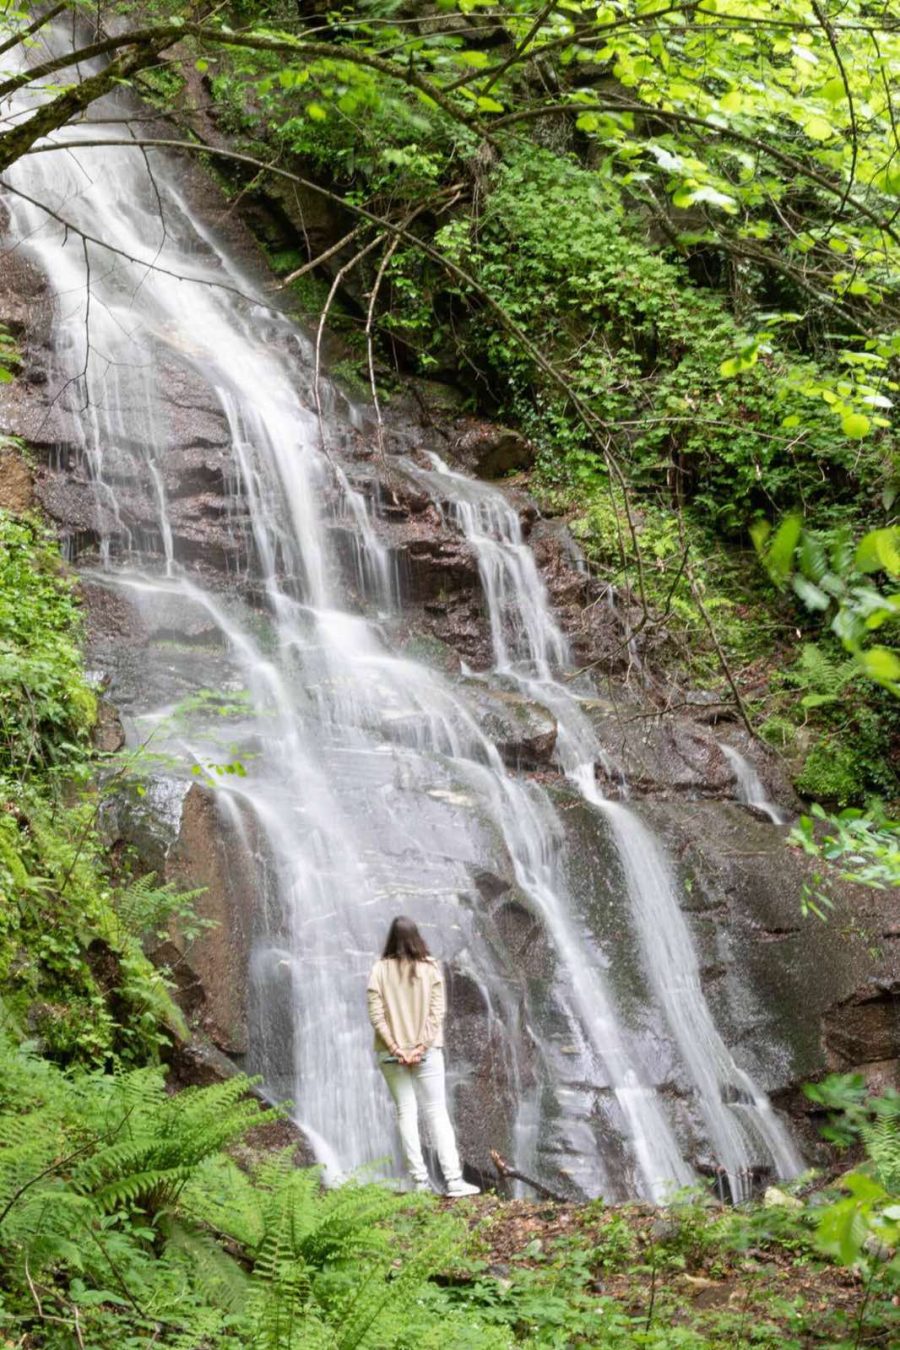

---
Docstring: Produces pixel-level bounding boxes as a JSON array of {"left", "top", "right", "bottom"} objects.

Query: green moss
[{"left": 795, "top": 736, "right": 861, "bottom": 806}]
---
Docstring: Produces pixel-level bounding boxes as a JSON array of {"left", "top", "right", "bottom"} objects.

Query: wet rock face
[
  {"left": 4, "top": 344, "right": 249, "bottom": 572},
  {"left": 463, "top": 682, "right": 558, "bottom": 770},
  {"left": 0, "top": 447, "right": 35, "bottom": 513},
  {"left": 647, "top": 802, "right": 900, "bottom": 1150},
  {"left": 6, "top": 137, "right": 897, "bottom": 1192},
  {"left": 823, "top": 982, "right": 900, "bottom": 1082},
  {"left": 160, "top": 785, "right": 258, "bottom": 1057},
  {"left": 449, "top": 419, "right": 536, "bottom": 479}
]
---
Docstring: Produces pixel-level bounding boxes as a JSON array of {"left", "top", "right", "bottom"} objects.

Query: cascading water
[
  {"left": 721, "top": 744, "right": 787, "bottom": 825},
  {"left": 2, "top": 28, "right": 802, "bottom": 1201},
  {"left": 411, "top": 455, "right": 803, "bottom": 1199}
]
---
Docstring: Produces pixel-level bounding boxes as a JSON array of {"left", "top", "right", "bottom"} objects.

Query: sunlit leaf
[
  {"left": 855, "top": 529, "right": 900, "bottom": 577},
  {"left": 841, "top": 412, "right": 870, "bottom": 439}
]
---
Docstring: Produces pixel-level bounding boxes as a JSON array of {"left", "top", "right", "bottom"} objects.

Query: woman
[{"left": 367, "top": 916, "right": 479, "bottom": 1196}]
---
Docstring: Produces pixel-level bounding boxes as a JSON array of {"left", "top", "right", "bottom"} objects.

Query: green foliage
[
  {"left": 791, "top": 803, "right": 900, "bottom": 917},
  {"left": 0, "top": 508, "right": 190, "bottom": 1065},
  {"left": 0, "top": 788, "right": 187, "bottom": 1064},
  {"left": 438, "top": 150, "right": 886, "bottom": 532},
  {"left": 0, "top": 323, "right": 18, "bottom": 383},
  {"left": 801, "top": 1077, "right": 900, "bottom": 1283},
  {"left": 753, "top": 518, "right": 900, "bottom": 695},
  {"left": 0, "top": 511, "right": 96, "bottom": 777},
  {"left": 113, "top": 871, "right": 212, "bottom": 947},
  {"left": 0, "top": 1032, "right": 503, "bottom": 1349}
]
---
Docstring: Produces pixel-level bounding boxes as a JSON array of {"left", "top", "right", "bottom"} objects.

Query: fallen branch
[
  {"left": 490, "top": 1149, "right": 568, "bottom": 1203},
  {"left": 281, "top": 225, "right": 362, "bottom": 288}
]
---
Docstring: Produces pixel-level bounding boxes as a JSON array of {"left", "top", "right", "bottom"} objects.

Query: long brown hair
[{"left": 382, "top": 916, "right": 430, "bottom": 969}]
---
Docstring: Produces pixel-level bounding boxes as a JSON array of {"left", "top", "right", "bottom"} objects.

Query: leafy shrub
[
  {"left": 0, "top": 512, "right": 96, "bottom": 777},
  {"left": 0, "top": 1033, "right": 504, "bottom": 1349}
]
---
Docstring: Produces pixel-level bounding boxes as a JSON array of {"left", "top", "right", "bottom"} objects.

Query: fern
[
  {"left": 789, "top": 642, "right": 858, "bottom": 708},
  {"left": 112, "top": 871, "right": 210, "bottom": 946},
  {"left": 862, "top": 1094, "right": 900, "bottom": 1193},
  {"left": 331, "top": 1213, "right": 462, "bottom": 1350},
  {"left": 0, "top": 1033, "right": 510, "bottom": 1348},
  {"left": 71, "top": 1073, "right": 274, "bottom": 1215}
]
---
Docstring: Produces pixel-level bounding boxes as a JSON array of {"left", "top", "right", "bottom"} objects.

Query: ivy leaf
[
  {"left": 820, "top": 76, "right": 847, "bottom": 104},
  {"left": 672, "top": 185, "right": 698, "bottom": 209},
  {"left": 690, "top": 185, "right": 738, "bottom": 213},
  {"left": 455, "top": 50, "right": 489, "bottom": 68}
]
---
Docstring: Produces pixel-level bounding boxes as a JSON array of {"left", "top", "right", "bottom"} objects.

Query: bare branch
[
  {"left": 480, "top": 0, "right": 562, "bottom": 97},
  {"left": 810, "top": 0, "right": 858, "bottom": 228},
  {"left": 0, "top": 1, "right": 69, "bottom": 60},
  {"left": 313, "top": 232, "right": 385, "bottom": 461},
  {"left": 281, "top": 225, "right": 362, "bottom": 287},
  {"left": 22, "top": 133, "right": 652, "bottom": 612}
]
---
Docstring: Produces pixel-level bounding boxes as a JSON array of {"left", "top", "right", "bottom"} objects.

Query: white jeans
[{"left": 378, "top": 1049, "right": 463, "bottom": 1186}]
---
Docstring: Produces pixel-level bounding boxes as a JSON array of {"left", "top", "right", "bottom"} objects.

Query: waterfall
[
  {"left": 412, "top": 455, "right": 803, "bottom": 1200},
  {"left": 721, "top": 744, "right": 787, "bottom": 825},
  {"left": 1, "top": 30, "right": 801, "bottom": 1201}
]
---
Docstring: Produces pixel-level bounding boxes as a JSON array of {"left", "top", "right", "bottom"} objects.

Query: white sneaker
[{"left": 446, "top": 1180, "right": 480, "bottom": 1198}]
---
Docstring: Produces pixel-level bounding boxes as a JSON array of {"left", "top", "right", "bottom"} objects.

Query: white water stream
[
  {"left": 721, "top": 744, "right": 787, "bottom": 825},
  {"left": 1, "top": 30, "right": 800, "bottom": 1200},
  {"left": 412, "top": 456, "right": 802, "bottom": 1198}
]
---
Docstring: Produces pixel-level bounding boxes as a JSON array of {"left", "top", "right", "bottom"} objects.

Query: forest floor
[{"left": 428, "top": 1192, "right": 900, "bottom": 1348}]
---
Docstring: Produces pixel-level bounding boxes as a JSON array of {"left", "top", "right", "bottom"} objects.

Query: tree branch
[
  {"left": 0, "top": 1, "right": 69, "bottom": 60},
  {"left": 491, "top": 99, "right": 900, "bottom": 247},
  {"left": 20, "top": 133, "right": 652, "bottom": 612}
]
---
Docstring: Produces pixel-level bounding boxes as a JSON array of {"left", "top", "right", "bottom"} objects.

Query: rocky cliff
[{"left": 1, "top": 137, "right": 897, "bottom": 1193}]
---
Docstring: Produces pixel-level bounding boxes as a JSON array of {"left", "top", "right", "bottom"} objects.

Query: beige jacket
[{"left": 366, "top": 957, "right": 445, "bottom": 1054}]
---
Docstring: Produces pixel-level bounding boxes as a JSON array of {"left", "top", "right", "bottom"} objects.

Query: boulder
[
  {"left": 463, "top": 681, "right": 558, "bottom": 769},
  {"left": 449, "top": 418, "right": 536, "bottom": 478},
  {"left": 645, "top": 800, "right": 900, "bottom": 1146}
]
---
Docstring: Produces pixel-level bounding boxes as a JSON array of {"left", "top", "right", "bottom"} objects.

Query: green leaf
[
  {"left": 800, "top": 693, "right": 838, "bottom": 709},
  {"left": 820, "top": 76, "right": 847, "bottom": 104},
  {"left": 749, "top": 519, "right": 771, "bottom": 555},
  {"left": 793, "top": 575, "right": 830, "bottom": 611},
  {"left": 857, "top": 646, "right": 900, "bottom": 686},
  {"left": 804, "top": 116, "right": 834, "bottom": 141},
  {"left": 476, "top": 96, "right": 505, "bottom": 113},
  {"left": 455, "top": 50, "right": 489, "bottom": 68},
  {"left": 841, "top": 412, "right": 870, "bottom": 439},
  {"left": 306, "top": 102, "right": 328, "bottom": 122},
  {"left": 767, "top": 513, "right": 803, "bottom": 584},
  {"left": 855, "top": 528, "right": 900, "bottom": 577}
]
